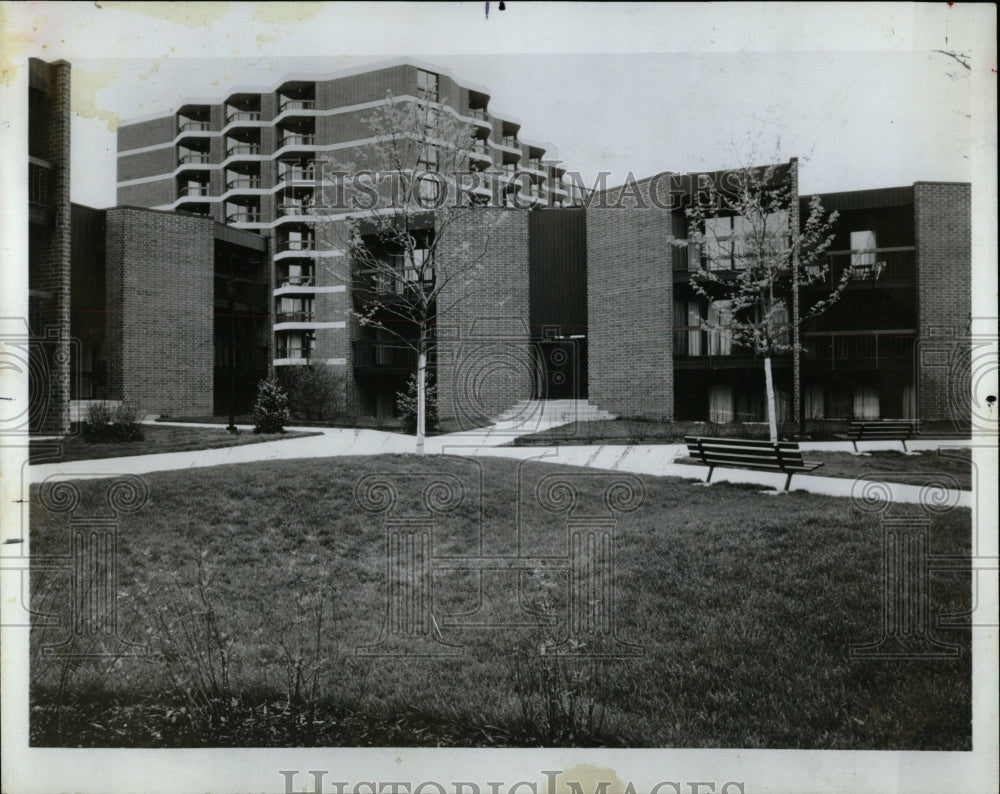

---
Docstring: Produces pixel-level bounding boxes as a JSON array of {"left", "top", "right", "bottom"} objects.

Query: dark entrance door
[{"left": 536, "top": 337, "right": 587, "bottom": 399}]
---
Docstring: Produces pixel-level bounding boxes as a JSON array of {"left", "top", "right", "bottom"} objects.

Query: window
[
  {"left": 706, "top": 300, "right": 732, "bottom": 356},
  {"left": 417, "top": 69, "right": 439, "bottom": 101},
  {"left": 416, "top": 147, "right": 440, "bottom": 202},
  {"left": 709, "top": 384, "right": 734, "bottom": 423},
  {"left": 703, "top": 212, "right": 789, "bottom": 271},
  {"left": 687, "top": 301, "right": 703, "bottom": 356},
  {"left": 376, "top": 247, "right": 433, "bottom": 295},
  {"left": 850, "top": 230, "right": 877, "bottom": 267}
]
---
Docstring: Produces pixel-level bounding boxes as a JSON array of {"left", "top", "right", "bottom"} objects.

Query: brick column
[
  {"left": 30, "top": 60, "right": 72, "bottom": 434},
  {"left": 914, "top": 182, "right": 972, "bottom": 423},
  {"left": 586, "top": 204, "right": 674, "bottom": 420}
]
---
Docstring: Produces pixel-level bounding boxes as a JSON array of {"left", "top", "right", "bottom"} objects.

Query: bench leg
[
  {"left": 852, "top": 440, "right": 859, "bottom": 453},
  {"left": 784, "top": 472, "right": 793, "bottom": 492},
  {"left": 705, "top": 465, "right": 714, "bottom": 484},
  {"left": 901, "top": 439, "right": 908, "bottom": 453}
]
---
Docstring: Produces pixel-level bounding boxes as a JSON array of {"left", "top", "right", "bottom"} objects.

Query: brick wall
[
  {"left": 117, "top": 146, "right": 177, "bottom": 184},
  {"left": 117, "top": 115, "right": 175, "bottom": 152},
  {"left": 28, "top": 59, "right": 72, "bottom": 433},
  {"left": 914, "top": 182, "right": 972, "bottom": 424},
  {"left": 104, "top": 208, "right": 215, "bottom": 416},
  {"left": 317, "top": 65, "right": 412, "bottom": 109},
  {"left": 586, "top": 204, "right": 674, "bottom": 420},
  {"left": 436, "top": 208, "right": 533, "bottom": 427},
  {"left": 117, "top": 179, "right": 175, "bottom": 208}
]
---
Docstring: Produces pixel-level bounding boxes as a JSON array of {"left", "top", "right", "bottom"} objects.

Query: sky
[{"left": 1, "top": 2, "right": 996, "bottom": 209}]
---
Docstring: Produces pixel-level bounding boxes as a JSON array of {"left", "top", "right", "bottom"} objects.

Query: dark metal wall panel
[
  {"left": 804, "top": 185, "right": 914, "bottom": 214},
  {"left": 528, "top": 208, "right": 587, "bottom": 337}
]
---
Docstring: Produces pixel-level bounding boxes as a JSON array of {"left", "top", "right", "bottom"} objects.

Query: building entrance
[{"left": 535, "top": 337, "right": 587, "bottom": 400}]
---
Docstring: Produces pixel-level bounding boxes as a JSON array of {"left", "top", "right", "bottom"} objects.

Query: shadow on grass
[{"left": 30, "top": 455, "right": 972, "bottom": 748}]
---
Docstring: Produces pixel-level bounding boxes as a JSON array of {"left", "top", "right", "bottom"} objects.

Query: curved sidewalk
[{"left": 27, "top": 421, "right": 972, "bottom": 508}]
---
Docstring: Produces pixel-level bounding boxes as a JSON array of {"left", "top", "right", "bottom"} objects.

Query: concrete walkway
[{"left": 27, "top": 420, "right": 972, "bottom": 508}]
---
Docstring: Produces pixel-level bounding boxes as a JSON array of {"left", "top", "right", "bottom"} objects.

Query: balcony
[
  {"left": 226, "top": 143, "right": 261, "bottom": 157},
  {"left": 226, "top": 176, "right": 261, "bottom": 190},
  {"left": 280, "top": 134, "right": 315, "bottom": 148},
  {"left": 813, "top": 247, "right": 916, "bottom": 288},
  {"left": 801, "top": 330, "right": 916, "bottom": 369},
  {"left": 178, "top": 118, "right": 210, "bottom": 133},
  {"left": 279, "top": 98, "right": 316, "bottom": 112},
  {"left": 352, "top": 340, "right": 418, "bottom": 370},
  {"left": 499, "top": 134, "right": 519, "bottom": 149},
  {"left": 178, "top": 183, "right": 210, "bottom": 197},
  {"left": 275, "top": 311, "right": 315, "bottom": 323},
  {"left": 278, "top": 273, "right": 315, "bottom": 288},
  {"left": 469, "top": 142, "right": 491, "bottom": 159},
  {"left": 278, "top": 202, "right": 315, "bottom": 217},
  {"left": 278, "top": 238, "right": 316, "bottom": 252},
  {"left": 275, "top": 346, "right": 315, "bottom": 361},
  {"left": 227, "top": 110, "right": 261, "bottom": 123},
  {"left": 178, "top": 152, "right": 211, "bottom": 165},
  {"left": 468, "top": 107, "right": 488, "bottom": 121},
  {"left": 280, "top": 167, "right": 315, "bottom": 183},
  {"left": 673, "top": 329, "right": 760, "bottom": 366},
  {"left": 226, "top": 210, "right": 261, "bottom": 223},
  {"left": 28, "top": 160, "right": 51, "bottom": 205}
]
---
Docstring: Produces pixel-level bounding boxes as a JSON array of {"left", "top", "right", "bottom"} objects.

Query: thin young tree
[
  {"left": 317, "top": 92, "right": 510, "bottom": 453},
  {"left": 686, "top": 161, "right": 846, "bottom": 441}
]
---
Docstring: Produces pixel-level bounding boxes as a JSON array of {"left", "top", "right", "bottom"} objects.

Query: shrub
[
  {"left": 279, "top": 363, "right": 346, "bottom": 422},
  {"left": 396, "top": 371, "right": 439, "bottom": 435},
  {"left": 252, "top": 376, "right": 291, "bottom": 434},
  {"left": 81, "top": 401, "right": 144, "bottom": 443}
]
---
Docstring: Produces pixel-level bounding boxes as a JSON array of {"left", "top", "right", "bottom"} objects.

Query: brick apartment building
[{"left": 26, "top": 58, "right": 973, "bottom": 433}]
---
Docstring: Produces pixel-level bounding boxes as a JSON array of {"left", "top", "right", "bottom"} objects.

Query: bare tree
[
  {"left": 686, "top": 161, "right": 845, "bottom": 441},
  {"left": 317, "top": 92, "right": 510, "bottom": 452}
]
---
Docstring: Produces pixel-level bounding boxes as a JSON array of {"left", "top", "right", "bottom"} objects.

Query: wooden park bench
[
  {"left": 684, "top": 436, "right": 824, "bottom": 492},
  {"left": 837, "top": 420, "right": 919, "bottom": 453}
]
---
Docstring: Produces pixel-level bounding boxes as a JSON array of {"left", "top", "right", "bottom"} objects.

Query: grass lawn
[
  {"left": 30, "top": 455, "right": 971, "bottom": 748},
  {"left": 676, "top": 449, "right": 973, "bottom": 491},
  {"left": 29, "top": 424, "right": 322, "bottom": 464}
]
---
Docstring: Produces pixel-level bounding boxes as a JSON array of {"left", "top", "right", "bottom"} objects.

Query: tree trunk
[
  {"left": 416, "top": 336, "right": 426, "bottom": 455},
  {"left": 764, "top": 355, "right": 778, "bottom": 443}
]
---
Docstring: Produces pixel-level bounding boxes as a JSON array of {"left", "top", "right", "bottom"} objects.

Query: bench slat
[{"left": 684, "top": 436, "right": 823, "bottom": 489}]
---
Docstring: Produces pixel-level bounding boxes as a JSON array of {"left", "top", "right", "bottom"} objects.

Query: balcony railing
[
  {"left": 673, "top": 328, "right": 759, "bottom": 360},
  {"left": 280, "top": 167, "right": 315, "bottom": 183},
  {"left": 226, "top": 210, "right": 261, "bottom": 223},
  {"left": 278, "top": 203, "right": 314, "bottom": 217},
  {"left": 280, "top": 134, "right": 315, "bottom": 147},
  {"left": 278, "top": 274, "right": 315, "bottom": 287},
  {"left": 818, "top": 247, "right": 916, "bottom": 286},
  {"left": 178, "top": 184, "right": 210, "bottom": 197},
  {"left": 226, "top": 177, "right": 261, "bottom": 189},
  {"left": 276, "top": 346, "right": 315, "bottom": 360},
  {"left": 352, "top": 340, "right": 418, "bottom": 369},
  {"left": 178, "top": 152, "right": 211, "bottom": 164},
  {"left": 500, "top": 135, "right": 519, "bottom": 148},
  {"left": 416, "top": 88, "right": 439, "bottom": 102},
  {"left": 226, "top": 143, "right": 261, "bottom": 156},
  {"left": 279, "top": 98, "right": 316, "bottom": 112},
  {"left": 178, "top": 119, "right": 211, "bottom": 132},
  {"left": 226, "top": 110, "right": 261, "bottom": 122},
  {"left": 801, "top": 330, "right": 916, "bottom": 367},
  {"left": 29, "top": 161, "right": 51, "bottom": 204},
  {"left": 275, "top": 311, "right": 315, "bottom": 323},
  {"left": 468, "top": 107, "right": 488, "bottom": 121},
  {"left": 278, "top": 238, "right": 316, "bottom": 252}
]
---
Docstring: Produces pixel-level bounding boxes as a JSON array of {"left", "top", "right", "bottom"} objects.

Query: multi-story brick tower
[{"left": 115, "top": 59, "right": 582, "bottom": 420}]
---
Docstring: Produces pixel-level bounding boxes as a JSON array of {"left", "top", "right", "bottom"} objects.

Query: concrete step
[{"left": 492, "top": 400, "right": 617, "bottom": 425}]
